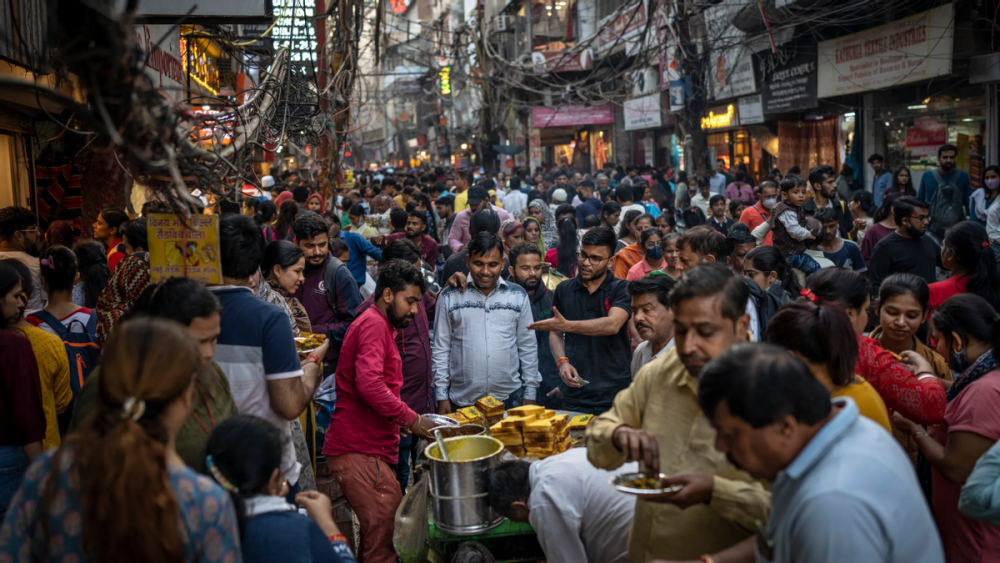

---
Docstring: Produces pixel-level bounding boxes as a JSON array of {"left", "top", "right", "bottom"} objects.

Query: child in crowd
[{"left": 768, "top": 178, "right": 820, "bottom": 274}]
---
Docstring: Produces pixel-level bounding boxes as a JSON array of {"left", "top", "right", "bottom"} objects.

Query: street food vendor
[{"left": 489, "top": 448, "right": 637, "bottom": 563}]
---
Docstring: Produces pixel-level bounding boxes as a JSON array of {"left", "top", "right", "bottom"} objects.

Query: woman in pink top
[
  {"left": 724, "top": 170, "right": 755, "bottom": 203},
  {"left": 626, "top": 228, "right": 664, "bottom": 281},
  {"left": 893, "top": 295, "right": 1000, "bottom": 563}
]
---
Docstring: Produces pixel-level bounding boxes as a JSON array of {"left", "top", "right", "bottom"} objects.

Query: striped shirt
[{"left": 432, "top": 275, "right": 540, "bottom": 405}]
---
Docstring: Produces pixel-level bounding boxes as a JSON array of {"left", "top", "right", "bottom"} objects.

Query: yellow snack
[
  {"left": 568, "top": 414, "right": 594, "bottom": 429},
  {"left": 457, "top": 406, "right": 483, "bottom": 421},
  {"left": 508, "top": 405, "right": 545, "bottom": 417},
  {"left": 475, "top": 396, "right": 505, "bottom": 414},
  {"left": 445, "top": 412, "right": 470, "bottom": 424},
  {"left": 523, "top": 419, "right": 555, "bottom": 433},
  {"left": 536, "top": 410, "right": 556, "bottom": 420},
  {"left": 551, "top": 414, "right": 569, "bottom": 426}
]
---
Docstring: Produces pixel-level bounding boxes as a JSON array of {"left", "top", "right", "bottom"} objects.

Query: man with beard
[
  {"left": 917, "top": 144, "right": 971, "bottom": 212},
  {"left": 433, "top": 232, "right": 539, "bottom": 411},
  {"left": 0, "top": 206, "right": 46, "bottom": 309},
  {"left": 508, "top": 241, "right": 560, "bottom": 408},
  {"left": 528, "top": 227, "right": 631, "bottom": 414},
  {"left": 803, "top": 165, "right": 853, "bottom": 238},
  {"left": 323, "top": 259, "right": 439, "bottom": 563},
  {"left": 387, "top": 210, "right": 437, "bottom": 266},
  {"left": 867, "top": 196, "right": 940, "bottom": 294},
  {"left": 292, "top": 214, "right": 363, "bottom": 375},
  {"left": 628, "top": 274, "right": 676, "bottom": 377},
  {"left": 586, "top": 263, "right": 769, "bottom": 563}
]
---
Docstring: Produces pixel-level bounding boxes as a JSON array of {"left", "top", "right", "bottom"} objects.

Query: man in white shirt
[
  {"left": 689, "top": 177, "right": 711, "bottom": 217},
  {"left": 628, "top": 274, "right": 676, "bottom": 377},
  {"left": 433, "top": 231, "right": 540, "bottom": 411},
  {"left": 709, "top": 162, "right": 728, "bottom": 196},
  {"left": 489, "top": 448, "right": 637, "bottom": 563},
  {"left": 614, "top": 185, "right": 646, "bottom": 235},
  {"left": 0, "top": 206, "right": 46, "bottom": 309}
]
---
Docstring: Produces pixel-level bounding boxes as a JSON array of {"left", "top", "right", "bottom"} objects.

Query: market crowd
[{"left": 2, "top": 146, "right": 1000, "bottom": 563}]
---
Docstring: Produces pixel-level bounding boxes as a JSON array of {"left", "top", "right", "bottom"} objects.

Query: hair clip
[
  {"left": 984, "top": 242, "right": 991, "bottom": 249},
  {"left": 39, "top": 258, "right": 55, "bottom": 269},
  {"left": 206, "top": 455, "right": 240, "bottom": 493},
  {"left": 121, "top": 397, "right": 145, "bottom": 421},
  {"left": 800, "top": 288, "right": 819, "bottom": 304}
]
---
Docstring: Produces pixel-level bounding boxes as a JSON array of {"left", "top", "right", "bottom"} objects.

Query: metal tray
[
  {"left": 610, "top": 472, "right": 684, "bottom": 496},
  {"left": 424, "top": 414, "right": 460, "bottom": 427}
]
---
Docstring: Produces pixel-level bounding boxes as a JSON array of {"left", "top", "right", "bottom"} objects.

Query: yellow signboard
[
  {"left": 147, "top": 214, "right": 222, "bottom": 284},
  {"left": 701, "top": 104, "right": 735, "bottom": 130},
  {"left": 440, "top": 67, "right": 452, "bottom": 96}
]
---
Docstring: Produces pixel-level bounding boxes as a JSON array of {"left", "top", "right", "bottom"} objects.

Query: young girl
[
  {"left": 659, "top": 232, "right": 681, "bottom": 280},
  {"left": 870, "top": 273, "right": 951, "bottom": 385},
  {"left": 849, "top": 190, "right": 876, "bottom": 245},
  {"left": 523, "top": 217, "right": 545, "bottom": 256},
  {"left": 27, "top": 247, "right": 95, "bottom": 336},
  {"left": 655, "top": 213, "right": 675, "bottom": 236},
  {"left": 616, "top": 209, "right": 643, "bottom": 252},
  {"left": 626, "top": 228, "right": 664, "bottom": 281},
  {"left": 205, "top": 414, "right": 357, "bottom": 563}
]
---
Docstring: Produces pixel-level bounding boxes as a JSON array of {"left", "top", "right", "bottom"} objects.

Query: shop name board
[
  {"left": 133, "top": 25, "right": 184, "bottom": 86},
  {"left": 147, "top": 214, "right": 221, "bottom": 285},
  {"left": 817, "top": 3, "right": 953, "bottom": 97},
  {"left": 701, "top": 104, "right": 736, "bottom": 129},
  {"left": 271, "top": 0, "right": 318, "bottom": 63},
  {"left": 181, "top": 38, "right": 220, "bottom": 95},
  {"left": 762, "top": 54, "right": 818, "bottom": 115},
  {"left": 712, "top": 47, "right": 757, "bottom": 100},
  {"left": 439, "top": 67, "right": 452, "bottom": 96},
  {"left": 624, "top": 94, "right": 662, "bottom": 131},
  {"left": 531, "top": 50, "right": 593, "bottom": 73},
  {"left": 532, "top": 104, "right": 615, "bottom": 128}
]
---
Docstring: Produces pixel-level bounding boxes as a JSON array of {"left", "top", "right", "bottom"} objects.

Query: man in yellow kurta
[{"left": 587, "top": 262, "right": 770, "bottom": 562}]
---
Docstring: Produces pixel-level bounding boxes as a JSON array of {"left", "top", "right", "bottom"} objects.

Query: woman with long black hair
[
  {"left": 861, "top": 192, "right": 901, "bottom": 265},
  {"left": 930, "top": 220, "right": 1000, "bottom": 314},
  {"left": 265, "top": 200, "right": 300, "bottom": 243},
  {"left": 545, "top": 216, "right": 579, "bottom": 278},
  {"left": 72, "top": 241, "right": 110, "bottom": 308}
]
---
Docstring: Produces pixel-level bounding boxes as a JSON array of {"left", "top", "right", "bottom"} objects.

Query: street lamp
[{"left": 461, "top": 143, "right": 468, "bottom": 150}]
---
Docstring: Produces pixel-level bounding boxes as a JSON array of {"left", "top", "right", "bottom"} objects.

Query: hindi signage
[
  {"left": 762, "top": 54, "right": 818, "bottom": 115},
  {"left": 147, "top": 214, "right": 222, "bottom": 284},
  {"left": 817, "top": 4, "right": 954, "bottom": 97},
  {"left": 532, "top": 105, "right": 615, "bottom": 127},
  {"left": 738, "top": 95, "right": 763, "bottom": 125},
  {"left": 624, "top": 94, "right": 663, "bottom": 131}
]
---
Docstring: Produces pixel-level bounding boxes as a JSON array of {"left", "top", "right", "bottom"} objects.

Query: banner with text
[
  {"left": 817, "top": 4, "right": 954, "bottom": 98},
  {"left": 147, "top": 214, "right": 222, "bottom": 284},
  {"left": 762, "top": 54, "right": 818, "bottom": 115}
]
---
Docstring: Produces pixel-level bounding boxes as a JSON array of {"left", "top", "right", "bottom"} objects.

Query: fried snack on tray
[
  {"left": 568, "top": 414, "right": 594, "bottom": 430},
  {"left": 294, "top": 332, "right": 326, "bottom": 356},
  {"left": 507, "top": 405, "right": 544, "bottom": 417},
  {"left": 475, "top": 395, "right": 505, "bottom": 415}
]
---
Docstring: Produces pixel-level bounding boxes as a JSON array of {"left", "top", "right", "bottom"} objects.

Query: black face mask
[{"left": 905, "top": 221, "right": 924, "bottom": 238}]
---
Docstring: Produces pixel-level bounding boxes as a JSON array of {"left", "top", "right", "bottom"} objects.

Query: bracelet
[
  {"left": 556, "top": 357, "right": 570, "bottom": 368},
  {"left": 916, "top": 372, "right": 937, "bottom": 380},
  {"left": 327, "top": 533, "right": 348, "bottom": 544},
  {"left": 913, "top": 431, "right": 929, "bottom": 438},
  {"left": 308, "top": 354, "right": 320, "bottom": 365},
  {"left": 698, "top": 556, "right": 715, "bottom": 563}
]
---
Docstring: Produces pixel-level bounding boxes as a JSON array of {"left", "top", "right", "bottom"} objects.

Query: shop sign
[
  {"left": 271, "top": 0, "right": 319, "bottom": 64},
  {"left": 181, "top": 38, "right": 220, "bottom": 95},
  {"left": 711, "top": 47, "right": 757, "bottom": 99},
  {"left": 701, "top": 104, "right": 737, "bottom": 130},
  {"left": 817, "top": 3, "right": 954, "bottom": 98},
  {"left": 531, "top": 49, "right": 594, "bottom": 73},
  {"left": 532, "top": 104, "right": 615, "bottom": 127},
  {"left": 407, "top": 138, "right": 418, "bottom": 148},
  {"left": 624, "top": 94, "right": 662, "bottom": 131},
  {"left": 439, "top": 67, "right": 452, "bottom": 96},
  {"left": 134, "top": 25, "right": 184, "bottom": 99},
  {"left": 762, "top": 54, "right": 818, "bottom": 115},
  {"left": 596, "top": 0, "right": 647, "bottom": 54},
  {"left": 668, "top": 77, "right": 690, "bottom": 112},
  {"left": 738, "top": 95, "right": 764, "bottom": 125},
  {"left": 906, "top": 117, "right": 947, "bottom": 154},
  {"left": 147, "top": 214, "right": 222, "bottom": 284}
]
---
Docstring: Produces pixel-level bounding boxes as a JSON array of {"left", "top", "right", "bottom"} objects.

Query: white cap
[
  {"left": 552, "top": 188, "right": 567, "bottom": 202},
  {"left": 261, "top": 175, "right": 275, "bottom": 188}
]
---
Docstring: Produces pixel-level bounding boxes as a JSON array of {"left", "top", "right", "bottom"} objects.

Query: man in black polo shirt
[
  {"left": 867, "top": 195, "right": 941, "bottom": 298},
  {"left": 529, "top": 226, "right": 631, "bottom": 414}
]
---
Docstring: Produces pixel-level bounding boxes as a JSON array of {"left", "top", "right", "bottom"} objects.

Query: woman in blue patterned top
[
  {"left": 205, "top": 414, "right": 357, "bottom": 563},
  {"left": 0, "top": 317, "right": 242, "bottom": 563}
]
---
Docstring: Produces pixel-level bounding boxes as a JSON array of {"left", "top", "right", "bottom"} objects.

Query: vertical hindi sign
[{"left": 147, "top": 214, "right": 222, "bottom": 284}]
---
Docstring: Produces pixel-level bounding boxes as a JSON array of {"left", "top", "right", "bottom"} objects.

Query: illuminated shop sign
[
  {"left": 272, "top": 0, "right": 318, "bottom": 63},
  {"left": 701, "top": 104, "right": 736, "bottom": 129}
]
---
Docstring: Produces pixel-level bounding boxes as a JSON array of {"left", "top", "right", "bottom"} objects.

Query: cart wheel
[{"left": 451, "top": 540, "right": 496, "bottom": 563}]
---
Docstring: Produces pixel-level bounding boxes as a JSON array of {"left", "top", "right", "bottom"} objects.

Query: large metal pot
[
  {"left": 429, "top": 424, "right": 485, "bottom": 439},
  {"left": 424, "top": 435, "right": 506, "bottom": 535}
]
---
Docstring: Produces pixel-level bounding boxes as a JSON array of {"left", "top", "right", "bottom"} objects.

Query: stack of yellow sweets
[
  {"left": 490, "top": 405, "right": 572, "bottom": 459},
  {"left": 475, "top": 395, "right": 506, "bottom": 426}
]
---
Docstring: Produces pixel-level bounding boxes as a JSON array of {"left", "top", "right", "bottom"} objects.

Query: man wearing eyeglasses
[
  {"left": 867, "top": 195, "right": 941, "bottom": 298},
  {"left": 528, "top": 226, "right": 632, "bottom": 415},
  {"left": 0, "top": 206, "right": 46, "bottom": 309}
]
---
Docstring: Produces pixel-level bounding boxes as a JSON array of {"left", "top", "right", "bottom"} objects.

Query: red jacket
[
  {"left": 323, "top": 306, "right": 419, "bottom": 465},
  {"left": 738, "top": 204, "right": 772, "bottom": 246}
]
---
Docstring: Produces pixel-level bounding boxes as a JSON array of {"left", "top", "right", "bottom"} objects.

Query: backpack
[
  {"left": 928, "top": 169, "right": 965, "bottom": 239},
  {"left": 27, "top": 310, "right": 100, "bottom": 396},
  {"left": 322, "top": 256, "right": 347, "bottom": 312}
]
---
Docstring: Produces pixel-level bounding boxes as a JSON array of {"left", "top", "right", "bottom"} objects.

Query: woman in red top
[
  {"left": 92, "top": 207, "right": 129, "bottom": 271},
  {"left": 806, "top": 267, "right": 947, "bottom": 425},
  {"left": 929, "top": 221, "right": 1000, "bottom": 316},
  {"left": 861, "top": 192, "right": 900, "bottom": 266}
]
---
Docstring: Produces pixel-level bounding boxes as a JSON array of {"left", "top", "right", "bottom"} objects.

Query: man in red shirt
[
  {"left": 387, "top": 210, "right": 438, "bottom": 266},
  {"left": 323, "top": 259, "right": 437, "bottom": 563},
  {"left": 738, "top": 181, "right": 777, "bottom": 246}
]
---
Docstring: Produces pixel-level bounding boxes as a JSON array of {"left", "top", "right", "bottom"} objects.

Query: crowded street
[{"left": 1, "top": 0, "right": 1000, "bottom": 562}]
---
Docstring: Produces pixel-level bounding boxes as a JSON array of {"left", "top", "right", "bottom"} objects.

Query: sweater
[{"left": 244, "top": 509, "right": 357, "bottom": 563}]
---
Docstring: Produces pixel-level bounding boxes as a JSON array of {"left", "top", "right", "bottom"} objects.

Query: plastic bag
[{"left": 393, "top": 472, "right": 430, "bottom": 563}]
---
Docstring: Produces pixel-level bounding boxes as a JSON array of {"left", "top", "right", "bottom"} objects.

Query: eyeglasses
[
  {"left": 578, "top": 251, "right": 609, "bottom": 265},
  {"left": 909, "top": 214, "right": 931, "bottom": 224}
]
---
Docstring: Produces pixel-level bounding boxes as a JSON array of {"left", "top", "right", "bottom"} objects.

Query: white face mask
[
  {"left": 987, "top": 178, "right": 1000, "bottom": 190},
  {"left": 762, "top": 198, "right": 777, "bottom": 209}
]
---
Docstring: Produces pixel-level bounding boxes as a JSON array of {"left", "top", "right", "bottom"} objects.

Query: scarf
[
  {"left": 95, "top": 251, "right": 151, "bottom": 345},
  {"left": 528, "top": 198, "right": 558, "bottom": 249},
  {"left": 522, "top": 217, "right": 546, "bottom": 256}
]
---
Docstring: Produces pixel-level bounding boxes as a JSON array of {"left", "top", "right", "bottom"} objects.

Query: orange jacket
[{"left": 613, "top": 244, "right": 645, "bottom": 280}]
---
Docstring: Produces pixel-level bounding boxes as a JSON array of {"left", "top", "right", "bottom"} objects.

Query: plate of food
[
  {"left": 424, "top": 414, "right": 460, "bottom": 427},
  {"left": 610, "top": 473, "right": 684, "bottom": 496},
  {"left": 295, "top": 332, "right": 326, "bottom": 358}
]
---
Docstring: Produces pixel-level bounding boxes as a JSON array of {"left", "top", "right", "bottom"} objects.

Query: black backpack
[{"left": 928, "top": 169, "right": 965, "bottom": 239}]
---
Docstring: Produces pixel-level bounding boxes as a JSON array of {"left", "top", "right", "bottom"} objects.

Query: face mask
[
  {"left": 950, "top": 348, "right": 969, "bottom": 373},
  {"left": 762, "top": 198, "right": 777, "bottom": 209},
  {"left": 987, "top": 178, "right": 1000, "bottom": 190},
  {"left": 905, "top": 223, "right": 924, "bottom": 239},
  {"left": 646, "top": 246, "right": 663, "bottom": 260}
]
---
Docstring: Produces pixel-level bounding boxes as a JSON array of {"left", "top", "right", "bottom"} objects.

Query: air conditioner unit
[{"left": 495, "top": 15, "right": 515, "bottom": 32}]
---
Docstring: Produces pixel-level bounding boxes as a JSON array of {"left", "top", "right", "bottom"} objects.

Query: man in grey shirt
[{"left": 433, "top": 231, "right": 540, "bottom": 411}]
